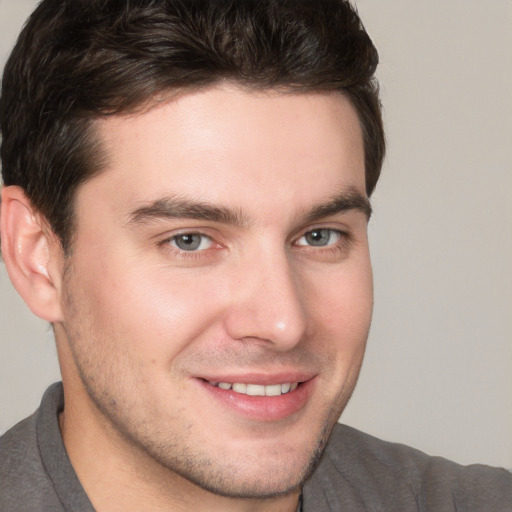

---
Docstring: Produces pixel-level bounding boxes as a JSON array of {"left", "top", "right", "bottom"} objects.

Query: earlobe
[{"left": 1, "top": 186, "right": 64, "bottom": 322}]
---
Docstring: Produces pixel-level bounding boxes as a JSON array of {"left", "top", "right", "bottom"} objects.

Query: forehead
[{"left": 83, "top": 85, "right": 365, "bottom": 219}]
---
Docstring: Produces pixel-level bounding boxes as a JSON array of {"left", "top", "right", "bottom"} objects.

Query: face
[{"left": 55, "top": 84, "right": 373, "bottom": 499}]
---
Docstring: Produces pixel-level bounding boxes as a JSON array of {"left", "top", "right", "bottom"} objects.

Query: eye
[
  {"left": 296, "top": 228, "right": 342, "bottom": 247},
  {"left": 169, "top": 233, "right": 213, "bottom": 252}
]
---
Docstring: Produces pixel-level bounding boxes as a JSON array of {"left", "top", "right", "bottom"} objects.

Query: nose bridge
[{"left": 224, "top": 244, "right": 308, "bottom": 350}]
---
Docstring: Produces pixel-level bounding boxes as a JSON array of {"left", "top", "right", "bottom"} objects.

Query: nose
[{"left": 223, "top": 250, "right": 308, "bottom": 351}]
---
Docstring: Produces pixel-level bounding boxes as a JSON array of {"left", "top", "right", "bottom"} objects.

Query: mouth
[
  {"left": 197, "top": 376, "right": 314, "bottom": 422},
  {"left": 207, "top": 381, "right": 299, "bottom": 396}
]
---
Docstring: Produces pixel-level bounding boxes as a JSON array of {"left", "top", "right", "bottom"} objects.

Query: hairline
[{"left": 61, "top": 82, "right": 369, "bottom": 255}]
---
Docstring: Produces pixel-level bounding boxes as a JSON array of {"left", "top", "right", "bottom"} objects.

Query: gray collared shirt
[{"left": 1, "top": 383, "right": 511, "bottom": 511}]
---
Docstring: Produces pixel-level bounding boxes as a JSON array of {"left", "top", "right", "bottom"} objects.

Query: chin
[
  {"left": 151, "top": 419, "right": 333, "bottom": 500},
  {"left": 172, "top": 459, "right": 308, "bottom": 500}
]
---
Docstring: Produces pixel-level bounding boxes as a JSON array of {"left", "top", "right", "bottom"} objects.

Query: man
[{"left": 0, "top": 1, "right": 510, "bottom": 511}]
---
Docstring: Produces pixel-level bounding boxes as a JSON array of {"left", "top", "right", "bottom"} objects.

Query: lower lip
[{"left": 197, "top": 378, "right": 315, "bottom": 422}]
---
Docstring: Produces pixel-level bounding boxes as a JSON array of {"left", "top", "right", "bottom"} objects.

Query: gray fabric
[
  {"left": 302, "top": 424, "right": 512, "bottom": 511},
  {"left": 0, "top": 383, "right": 95, "bottom": 512},
  {"left": 1, "top": 383, "right": 511, "bottom": 511}
]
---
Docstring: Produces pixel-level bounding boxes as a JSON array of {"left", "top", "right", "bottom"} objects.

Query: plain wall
[{"left": 1, "top": 0, "right": 511, "bottom": 467}]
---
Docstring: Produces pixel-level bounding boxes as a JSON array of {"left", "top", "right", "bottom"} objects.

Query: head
[
  {"left": 0, "top": 0, "right": 384, "bottom": 506},
  {"left": 1, "top": 0, "right": 383, "bottom": 252}
]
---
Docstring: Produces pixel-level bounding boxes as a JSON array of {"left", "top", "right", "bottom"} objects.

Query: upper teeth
[{"left": 209, "top": 381, "right": 299, "bottom": 396}]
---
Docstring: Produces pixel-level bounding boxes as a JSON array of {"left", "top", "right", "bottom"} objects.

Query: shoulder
[
  {"left": 303, "top": 423, "right": 512, "bottom": 512},
  {"left": 0, "top": 414, "right": 43, "bottom": 483},
  {"left": 0, "top": 408, "right": 66, "bottom": 511}
]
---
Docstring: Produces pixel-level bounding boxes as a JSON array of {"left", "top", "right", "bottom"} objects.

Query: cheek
[
  {"left": 305, "top": 260, "right": 373, "bottom": 375},
  {"left": 76, "top": 254, "right": 229, "bottom": 359},
  {"left": 312, "top": 264, "right": 373, "bottom": 334}
]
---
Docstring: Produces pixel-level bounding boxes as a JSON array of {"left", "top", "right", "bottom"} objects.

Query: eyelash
[
  {"left": 158, "top": 232, "right": 217, "bottom": 260},
  {"left": 293, "top": 228, "right": 352, "bottom": 259},
  {"left": 159, "top": 228, "right": 351, "bottom": 260}
]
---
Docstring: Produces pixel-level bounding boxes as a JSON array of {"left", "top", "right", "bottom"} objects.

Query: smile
[{"left": 208, "top": 381, "right": 299, "bottom": 396}]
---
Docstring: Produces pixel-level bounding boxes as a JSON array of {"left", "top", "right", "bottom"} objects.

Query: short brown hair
[{"left": 1, "top": 0, "right": 385, "bottom": 251}]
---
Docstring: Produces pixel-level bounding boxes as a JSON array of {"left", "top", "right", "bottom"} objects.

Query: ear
[{"left": 1, "top": 186, "right": 64, "bottom": 322}]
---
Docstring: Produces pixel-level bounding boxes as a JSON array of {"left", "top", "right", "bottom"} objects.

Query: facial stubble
[{"left": 58, "top": 259, "right": 365, "bottom": 501}]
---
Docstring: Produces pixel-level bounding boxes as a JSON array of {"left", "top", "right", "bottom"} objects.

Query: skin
[{"left": 5, "top": 84, "right": 374, "bottom": 511}]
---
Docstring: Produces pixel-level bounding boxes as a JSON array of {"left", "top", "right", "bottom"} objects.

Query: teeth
[
  {"left": 208, "top": 381, "right": 299, "bottom": 396},
  {"left": 246, "top": 384, "right": 265, "bottom": 396},
  {"left": 264, "top": 384, "right": 282, "bottom": 396},
  {"left": 281, "top": 383, "right": 291, "bottom": 393},
  {"left": 232, "top": 383, "right": 247, "bottom": 393}
]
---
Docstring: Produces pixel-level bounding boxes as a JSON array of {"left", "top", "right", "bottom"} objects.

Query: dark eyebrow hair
[
  {"left": 127, "top": 196, "right": 250, "bottom": 226},
  {"left": 127, "top": 187, "right": 371, "bottom": 227},
  {"left": 306, "top": 187, "right": 372, "bottom": 221}
]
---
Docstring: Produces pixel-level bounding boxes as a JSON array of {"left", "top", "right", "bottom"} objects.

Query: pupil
[
  {"left": 306, "top": 229, "right": 329, "bottom": 246},
  {"left": 176, "top": 234, "right": 201, "bottom": 250}
]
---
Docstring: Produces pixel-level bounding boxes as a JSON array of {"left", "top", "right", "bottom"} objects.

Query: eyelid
[
  {"left": 294, "top": 227, "right": 347, "bottom": 247},
  {"left": 168, "top": 232, "right": 213, "bottom": 251},
  {"left": 157, "top": 227, "right": 222, "bottom": 250},
  {"left": 156, "top": 224, "right": 220, "bottom": 242}
]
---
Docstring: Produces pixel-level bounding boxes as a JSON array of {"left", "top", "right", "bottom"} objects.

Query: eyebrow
[
  {"left": 305, "top": 187, "right": 372, "bottom": 221},
  {"left": 127, "top": 187, "right": 371, "bottom": 227},
  {"left": 127, "top": 196, "right": 250, "bottom": 226}
]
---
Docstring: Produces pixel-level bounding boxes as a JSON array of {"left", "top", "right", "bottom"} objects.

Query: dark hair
[{"left": 1, "top": 0, "right": 385, "bottom": 251}]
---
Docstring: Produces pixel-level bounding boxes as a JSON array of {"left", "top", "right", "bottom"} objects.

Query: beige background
[{"left": 1, "top": 0, "right": 511, "bottom": 467}]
